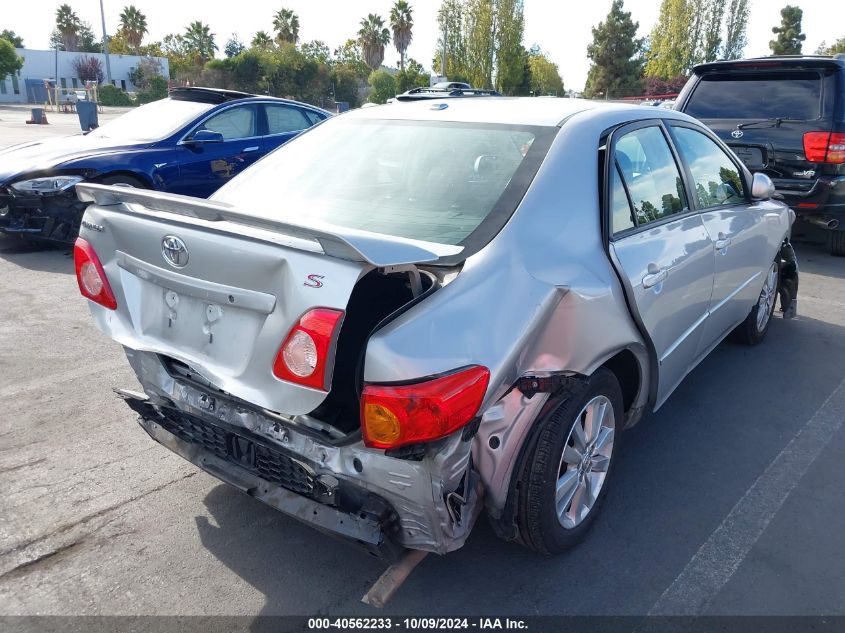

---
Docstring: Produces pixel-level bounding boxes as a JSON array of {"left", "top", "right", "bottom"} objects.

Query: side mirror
[
  {"left": 751, "top": 172, "right": 775, "bottom": 200},
  {"left": 187, "top": 129, "right": 224, "bottom": 145}
]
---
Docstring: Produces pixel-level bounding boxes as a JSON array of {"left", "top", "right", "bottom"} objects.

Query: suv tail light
[
  {"left": 803, "top": 132, "right": 845, "bottom": 164},
  {"left": 361, "top": 366, "right": 490, "bottom": 449},
  {"left": 272, "top": 308, "right": 344, "bottom": 391},
  {"left": 73, "top": 238, "right": 117, "bottom": 310}
]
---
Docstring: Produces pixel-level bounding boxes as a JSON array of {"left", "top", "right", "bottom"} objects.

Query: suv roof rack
[
  {"left": 168, "top": 87, "right": 256, "bottom": 104},
  {"left": 395, "top": 87, "right": 503, "bottom": 101}
]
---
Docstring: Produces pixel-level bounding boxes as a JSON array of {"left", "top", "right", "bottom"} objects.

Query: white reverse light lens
[
  {"left": 80, "top": 261, "right": 103, "bottom": 296},
  {"left": 282, "top": 330, "right": 318, "bottom": 377},
  {"left": 10, "top": 175, "right": 84, "bottom": 193}
]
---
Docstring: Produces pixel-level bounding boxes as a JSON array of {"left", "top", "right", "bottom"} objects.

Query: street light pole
[{"left": 99, "top": 0, "right": 113, "bottom": 84}]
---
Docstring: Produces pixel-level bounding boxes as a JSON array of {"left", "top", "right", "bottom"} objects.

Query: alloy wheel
[{"left": 756, "top": 263, "right": 779, "bottom": 333}]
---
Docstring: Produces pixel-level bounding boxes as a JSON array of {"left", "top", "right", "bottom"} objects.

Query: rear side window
[
  {"left": 615, "top": 126, "right": 687, "bottom": 226},
  {"left": 610, "top": 164, "right": 635, "bottom": 234},
  {"left": 265, "top": 105, "right": 310, "bottom": 135},
  {"left": 671, "top": 126, "right": 746, "bottom": 208},
  {"left": 685, "top": 72, "right": 823, "bottom": 120}
]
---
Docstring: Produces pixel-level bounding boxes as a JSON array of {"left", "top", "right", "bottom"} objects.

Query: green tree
[
  {"left": 273, "top": 8, "right": 300, "bottom": 45},
  {"left": 301, "top": 40, "right": 331, "bottom": 65},
  {"left": 251, "top": 31, "right": 274, "bottom": 49},
  {"left": 0, "top": 30, "right": 24, "bottom": 48},
  {"left": 464, "top": 0, "right": 495, "bottom": 88},
  {"left": 585, "top": 0, "right": 643, "bottom": 98},
  {"left": 54, "top": 3, "right": 81, "bottom": 51},
  {"left": 183, "top": 21, "right": 217, "bottom": 64},
  {"left": 368, "top": 68, "right": 397, "bottom": 103},
  {"left": 118, "top": 5, "right": 148, "bottom": 52},
  {"left": 495, "top": 0, "right": 525, "bottom": 94},
  {"left": 396, "top": 58, "right": 428, "bottom": 92},
  {"left": 701, "top": 0, "right": 726, "bottom": 62},
  {"left": 770, "top": 5, "right": 806, "bottom": 55},
  {"left": 358, "top": 14, "right": 390, "bottom": 70},
  {"left": 434, "top": 0, "right": 467, "bottom": 78},
  {"left": 390, "top": 0, "right": 414, "bottom": 71},
  {"left": 722, "top": 0, "right": 749, "bottom": 59},
  {"left": 816, "top": 37, "right": 845, "bottom": 55},
  {"left": 527, "top": 48, "right": 563, "bottom": 96},
  {"left": 333, "top": 39, "right": 370, "bottom": 78},
  {"left": 645, "top": 0, "right": 690, "bottom": 78},
  {"left": 224, "top": 35, "right": 245, "bottom": 58},
  {"left": 0, "top": 38, "right": 23, "bottom": 79}
]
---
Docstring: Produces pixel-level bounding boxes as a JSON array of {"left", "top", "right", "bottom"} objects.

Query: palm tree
[
  {"left": 358, "top": 14, "right": 390, "bottom": 71},
  {"left": 389, "top": 1, "right": 413, "bottom": 71},
  {"left": 272, "top": 8, "right": 300, "bottom": 45},
  {"left": 55, "top": 4, "right": 81, "bottom": 52},
  {"left": 251, "top": 31, "right": 274, "bottom": 49},
  {"left": 118, "top": 5, "right": 148, "bottom": 52},
  {"left": 183, "top": 21, "right": 217, "bottom": 64}
]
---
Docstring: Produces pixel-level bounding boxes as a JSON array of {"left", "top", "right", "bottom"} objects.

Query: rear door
[
  {"left": 174, "top": 103, "right": 263, "bottom": 198},
  {"left": 668, "top": 123, "right": 772, "bottom": 352},
  {"left": 608, "top": 121, "right": 716, "bottom": 409},
  {"left": 681, "top": 67, "right": 837, "bottom": 201},
  {"left": 262, "top": 103, "right": 321, "bottom": 153}
]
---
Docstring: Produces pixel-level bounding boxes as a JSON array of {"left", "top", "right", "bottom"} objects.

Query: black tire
[
  {"left": 730, "top": 260, "right": 780, "bottom": 346},
  {"left": 515, "top": 368, "right": 624, "bottom": 554},
  {"left": 830, "top": 230, "right": 845, "bottom": 257},
  {"left": 96, "top": 174, "right": 147, "bottom": 189}
]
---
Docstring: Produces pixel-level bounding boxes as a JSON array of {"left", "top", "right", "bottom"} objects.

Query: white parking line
[
  {"left": 648, "top": 375, "right": 845, "bottom": 615},
  {"left": 0, "top": 360, "right": 127, "bottom": 400}
]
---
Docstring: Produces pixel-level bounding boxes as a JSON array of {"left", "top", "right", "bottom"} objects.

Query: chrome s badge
[
  {"left": 161, "top": 235, "right": 189, "bottom": 268},
  {"left": 731, "top": 129, "right": 744, "bottom": 139}
]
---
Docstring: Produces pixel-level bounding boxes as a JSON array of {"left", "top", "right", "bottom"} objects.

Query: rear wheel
[
  {"left": 830, "top": 230, "right": 845, "bottom": 257},
  {"left": 515, "top": 368, "right": 623, "bottom": 554},
  {"left": 731, "top": 260, "right": 779, "bottom": 345}
]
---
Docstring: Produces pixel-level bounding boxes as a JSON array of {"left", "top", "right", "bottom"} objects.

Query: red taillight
[
  {"left": 361, "top": 366, "right": 490, "bottom": 449},
  {"left": 803, "top": 132, "right": 845, "bottom": 164},
  {"left": 73, "top": 238, "right": 117, "bottom": 310},
  {"left": 272, "top": 308, "right": 344, "bottom": 391}
]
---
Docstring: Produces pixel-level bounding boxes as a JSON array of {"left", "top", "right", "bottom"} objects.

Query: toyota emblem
[
  {"left": 162, "top": 235, "right": 189, "bottom": 268},
  {"left": 731, "top": 129, "right": 744, "bottom": 139}
]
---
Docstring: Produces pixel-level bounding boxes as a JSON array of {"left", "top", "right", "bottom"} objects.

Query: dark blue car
[{"left": 0, "top": 88, "right": 331, "bottom": 244}]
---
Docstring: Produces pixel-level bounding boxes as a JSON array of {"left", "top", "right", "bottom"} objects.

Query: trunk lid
[{"left": 77, "top": 183, "right": 462, "bottom": 415}]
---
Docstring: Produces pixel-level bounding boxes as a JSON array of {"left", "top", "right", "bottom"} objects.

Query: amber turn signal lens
[{"left": 362, "top": 403, "right": 402, "bottom": 444}]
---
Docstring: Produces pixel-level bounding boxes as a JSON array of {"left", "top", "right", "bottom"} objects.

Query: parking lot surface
[{"left": 0, "top": 130, "right": 844, "bottom": 616}]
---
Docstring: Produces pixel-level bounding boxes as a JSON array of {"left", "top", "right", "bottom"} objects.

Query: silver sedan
[{"left": 73, "top": 96, "right": 798, "bottom": 559}]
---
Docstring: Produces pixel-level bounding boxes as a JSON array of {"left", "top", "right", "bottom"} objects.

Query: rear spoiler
[{"left": 76, "top": 183, "right": 463, "bottom": 267}]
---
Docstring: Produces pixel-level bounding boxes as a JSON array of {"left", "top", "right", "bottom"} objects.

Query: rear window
[
  {"left": 685, "top": 71, "right": 823, "bottom": 120},
  {"left": 213, "top": 119, "right": 554, "bottom": 248}
]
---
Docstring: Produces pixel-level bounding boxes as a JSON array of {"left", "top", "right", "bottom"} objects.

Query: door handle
[
  {"left": 715, "top": 234, "right": 732, "bottom": 250},
  {"left": 242, "top": 146, "right": 260, "bottom": 152},
  {"left": 642, "top": 264, "right": 668, "bottom": 289}
]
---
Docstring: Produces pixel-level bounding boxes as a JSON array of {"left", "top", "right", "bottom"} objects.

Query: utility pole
[{"left": 99, "top": 0, "right": 113, "bottom": 84}]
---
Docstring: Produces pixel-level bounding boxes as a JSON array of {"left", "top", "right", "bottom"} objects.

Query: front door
[
  {"left": 608, "top": 122, "right": 716, "bottom": 409},
  {"left": 174, "top": 104, "right": 263, "bottom": 198}
]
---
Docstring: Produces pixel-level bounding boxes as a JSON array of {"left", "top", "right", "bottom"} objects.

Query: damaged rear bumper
[
  {"left": 120, "top": 349, "right": 481, "bottom": 559},
  {"left": 0, "top": 187, "right": 87, "bottom": 243}
]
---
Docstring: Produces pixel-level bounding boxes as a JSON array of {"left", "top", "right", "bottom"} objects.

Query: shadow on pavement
[{"left": 192, "top": 311, "right": 845, "bottom": 617}]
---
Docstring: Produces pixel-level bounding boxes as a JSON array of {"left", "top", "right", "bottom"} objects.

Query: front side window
[
  {"left": 614, "top": 126, "right": 687, "bottom": 226},
  {"left": 672, "top": 126, "right": 746, "bottom": 208},
  {"left": 265, "top": 105, "right": 310, "bottom": 135},
  {"left": 197, "top": 106, "right": 257, "bottom": 140}
]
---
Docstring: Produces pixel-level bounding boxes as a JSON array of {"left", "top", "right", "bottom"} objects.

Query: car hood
[{"left": 0, "top": 134, "right": 149, "bottom": 184}]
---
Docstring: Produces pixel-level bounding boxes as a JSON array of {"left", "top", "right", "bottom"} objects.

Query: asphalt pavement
[{"left": 0, "top": 127, "right": 843, "bottom": 617}]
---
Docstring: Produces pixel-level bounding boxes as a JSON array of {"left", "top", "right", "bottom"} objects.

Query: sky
[{"left": 4, "top": 0, "right": 844, "bottom": 91}]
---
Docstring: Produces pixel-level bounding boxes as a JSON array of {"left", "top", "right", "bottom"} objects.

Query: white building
[{"left": 0, "top": 47, "right": 169, "bottom": 104}]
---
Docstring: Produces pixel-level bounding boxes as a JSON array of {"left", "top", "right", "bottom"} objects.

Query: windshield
[
  {"left": 685, "top": 71, "right": 824, "bottom": 120},
  {"left": 213, "top": 118, "right": 551, "bottom": 247},
  {"left": 89, "top": 98, "right": 214, "bottom": 142}
]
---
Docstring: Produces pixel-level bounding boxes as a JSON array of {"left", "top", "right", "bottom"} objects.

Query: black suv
[{"left": 675, "top": 55, "right": 845, "bottom": 255}]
